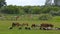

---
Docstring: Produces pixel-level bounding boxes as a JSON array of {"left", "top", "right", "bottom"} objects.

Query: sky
[{"left": 6, "top": 0, "right": 46, "bottom": 6}]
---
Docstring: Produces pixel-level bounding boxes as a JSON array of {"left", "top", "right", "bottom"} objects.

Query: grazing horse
[
  {"left": 9, "top": 22, "right": 30, "bottom": 29},
  {"left": 12, "top": 22, "right": 21, "bottom": 27},
  {"left": 9, "top": 22, "right": 22, "bottom": 29},
  {"left": 31, "top": 24, "right": 40, "bottom": 28},
  {"left": 31, "top": 24, "right": 40, "bottom": 30},
  {"left": 22, "top": 23, "right": 31, "bottom": 30},
  {"left": 40, "top": 23, "right": 54, "bottom": 30},
  {"left": 31, "top": 24, "right": 36, "bottom": 28},
  {"left": 22, "top": 23, "right": 29, "bottom": 27}
]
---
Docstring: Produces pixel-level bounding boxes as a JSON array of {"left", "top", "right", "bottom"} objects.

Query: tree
[
  {"left": 51, "top": 6, "right": 60, "bottom": 11},
  {"left": 0, "top": 0, "right": 6, "bottom": 8},
  {"left": 41, "top": 6, "right": 51, "bottom": 13},
  {"left": 31, "top": 6, "right": 41, "bottom": 14},
  {"left": 0, "top": 5, "right": 20, "bottom": 14},
  {"left": 23, "top": 6, "right": 32, "bottom": 14}
]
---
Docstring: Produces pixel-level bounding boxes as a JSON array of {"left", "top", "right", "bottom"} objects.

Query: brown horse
[
  {"left": 31, "top": 24, "right": 40, "bottom": 27},
  {"left": 9, "top": 22, "right": 22, "bottom": 29},
  {"left": 40, "top": 23, "right": 54, "bottom": 30},
  {"left": 22, "top": 23, "right": 31, "bottom": 30},
  {"left": 9, "top": 22, "right": 29, "bottom": 29},
  {"left": 31, "top": 24, "right": 41, "bottom": 30},
  {"left": 31, "top": 24, "right": 36, "bottom": 28},
  {"left": 11, "top": 22, "right": 21, "bottom": 27},
  {"left": 22, "top": 23, "right": 29, "bottom": 26}
]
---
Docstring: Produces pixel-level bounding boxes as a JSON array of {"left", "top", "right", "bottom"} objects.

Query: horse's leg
[
  {"left": 19, "top": 27, "right": 22, "bottom": 29},
  {"left": 25, "top": 27, "right": 31, "bottom": 30},
  {"left": 9, "top": 27, "right": 13, "bottom": 29},
  {"left": 18, "top": 25, "right": 22, "bottom": 30}
]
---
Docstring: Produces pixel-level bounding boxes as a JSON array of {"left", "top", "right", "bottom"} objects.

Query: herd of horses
[
  {"left": 9, "top": 22, "right": 60, "bottom": 30},
  {"left": 0, "top": 15, "right": 60, "bottom": 30}
]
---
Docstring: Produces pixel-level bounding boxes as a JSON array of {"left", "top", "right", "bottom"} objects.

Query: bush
[
  {"left": 39, "top": 14, "right": 52, "bottom": 20},
  {"left": 50, "top": 10, "right": 60, "bottom": 16}
]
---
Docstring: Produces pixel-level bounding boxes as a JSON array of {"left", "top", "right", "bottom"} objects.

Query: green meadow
[{"left": 0, "top": 15, "right": 60, "bottom": 34}]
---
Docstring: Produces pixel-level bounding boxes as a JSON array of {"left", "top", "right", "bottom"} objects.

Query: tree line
[
  {"left": 0, "top": 5, "right": 60, "bottom": 15},
  {"left": 0, "top": 0, "right": 60, "bottom": 16},
  {"left": 0, "top": 0, "right": 60, "bottom": 20}
]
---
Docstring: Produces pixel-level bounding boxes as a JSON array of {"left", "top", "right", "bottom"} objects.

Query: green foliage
[
  {"left": 41, "top": 6, "right": 51, "bottom": 13},
  {"left": 51, "top": 6, "right": 60, "bottom": 11},
  {"left": 49, "top": 6, "right": 60, "bottom": 16},
  {"left": 19, "top": 9, "right": 25, "bottom": 15},
  {"left": 23, "top": 6, "right": 32, "bottom": 14},
  {"left": 1, "top": 5, "right": 20, "bottom": 14},
  {"left": 0, "top": 0, "right": 6, "bottom": 8},
  {"left": 31, "top": 6, "right": 41, "bottom": 14},
  {"left": 0, "top": 5, "right": 60, "bottom": 15},
  {"left": 50, "top": 10, "right": 60, "bottom": 16},
  {"left": 39, "top": 14, "right": 52, "bottom": 20}
]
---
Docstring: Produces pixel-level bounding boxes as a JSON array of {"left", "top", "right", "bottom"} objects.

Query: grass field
[{"left": 0, "top": 15, "right": 60, "bottom": 34}]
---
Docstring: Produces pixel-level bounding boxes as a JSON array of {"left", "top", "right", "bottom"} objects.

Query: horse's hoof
[
  {"left": 9, "top": 27, "right": 13, "bottom": 29},
  {"left": 19, "top": 28, "right": 22, "bottom": 29}
]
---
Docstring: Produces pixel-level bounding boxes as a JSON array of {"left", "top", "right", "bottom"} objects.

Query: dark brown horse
[
  {"left": 9, "top": 22, "right": 29, "bottom": 29},
  {"left": 9, "top": 22, "right": 22, "bottom": 29},
  {"left": 12, "top": 22, "right": 21, "bottom": 27},
  {"left": 31, "top": 24, "right": 40, "bottom": 28},
  {"left": 22, "top": 23, "right": 31, "bottom": 30},
  {"left": 22, "top": 23, "right": 29, "bottom": 26},
  {"left": 40, "top": 23, "right": 54, "bottom": 30}
]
